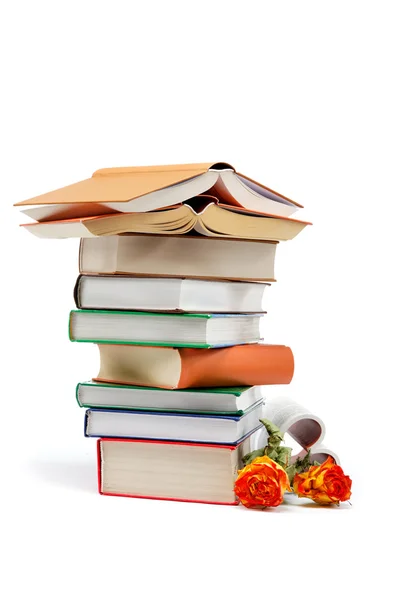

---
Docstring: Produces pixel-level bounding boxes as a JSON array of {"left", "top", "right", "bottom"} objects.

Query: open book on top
[
  {"left": 15, "top": 162, "right": 303, "bottom": 223},
  {"left": 22, "top": 195, "right": 310, "bottom": 240}
]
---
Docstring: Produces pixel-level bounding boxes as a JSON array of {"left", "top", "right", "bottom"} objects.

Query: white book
[
  {"left": 74, "top": 275, "right": 269, "bottom": 313},
  {"left": 85, "top": 401, "right": 264, "bottom": 444},
  {"left": 69, "top": 310, "right": 263, "bottom": 347},
  {"left": 76, "top": 381, "right": 264, "bottom": 415}
]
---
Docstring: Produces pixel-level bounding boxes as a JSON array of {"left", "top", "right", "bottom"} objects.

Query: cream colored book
[
  {"left": 74, "top": 275, "right": 269, "bottom": 313},
  {"left": 21, "top": 198, "right": 309, "bottom": 241},
  {"left": 79, "top": 235, "right": 278, "bottom": 282}
]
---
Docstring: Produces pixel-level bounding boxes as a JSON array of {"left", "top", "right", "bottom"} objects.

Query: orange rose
[
  {"left": 293, "top": 457, "right": 352, "bottom": 504},
  {"left": 234, "top": 455, "right": 291, "bottom": 508}
]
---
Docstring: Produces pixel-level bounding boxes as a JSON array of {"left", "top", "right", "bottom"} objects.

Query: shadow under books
[{"left": 30, "top": 459, "right": 96, "bottom": 494}]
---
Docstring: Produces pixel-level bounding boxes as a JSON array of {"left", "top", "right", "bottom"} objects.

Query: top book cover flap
[
  {"left": 14, "top": 163, "right": 232, "bottom": 207},
  {"left": 14, "top": 162, "right": 303, "bottom": 210}
]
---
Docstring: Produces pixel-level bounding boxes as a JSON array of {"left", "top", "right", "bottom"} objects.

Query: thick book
[
  {"left": 84, "top": 401, "right": 263, "bottom": 444},
  {"left": 15, "top": 162, "right": 302, "bottom": 222},
  {"left": 97, "top": 434, "right": 257, "bottom": 505},
  {"left": 76, "top": 381, "right": 263, "bottom": 415},
  {"left": 79, "top": 235, "right": 277, "bottom": 282},
  {"left": 74, "top": 275, "right": 269, "bottom": 313},
  {"left": 69, "top": 310, "right": 262, "bottom": 348},
  {"left": 93, "top": 344, "right": 294, "bottom": 388},
  {"left": 22, "top": 198, "right": 309, "bottom": 241}
]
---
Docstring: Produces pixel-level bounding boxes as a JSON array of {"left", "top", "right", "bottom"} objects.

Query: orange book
[
  {"left": 94, "top": 344, "right": 294, "bottom": 389},
  {"left": 15, "top": 162, "right": 302, "bottom": 222}
]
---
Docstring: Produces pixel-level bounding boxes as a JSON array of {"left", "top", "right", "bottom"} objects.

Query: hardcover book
[
  {"left": 84, "top": 402, "right": 263, "bottom": 444},
  {"left": 98, "top": 434, "right": 258, "bottom": 505},
  {"left": 79, "top": 234, "right": 278, "bottom": 282},
  {"left": 93, "top": 344, "right": 294, "bottom": 388},
  {"left": 76, "top": 381, "right": 264, "bottom": 415},
  {"left": 74, "top": 275, "right": 269, "bottom": 313},
  {"left": 69, "top": 310, "right": 263, "bottom": 348}
]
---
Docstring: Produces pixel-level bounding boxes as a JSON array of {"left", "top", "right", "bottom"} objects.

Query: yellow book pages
[{"left": 21, "top": 201, "right": 310, "bottom": 241}]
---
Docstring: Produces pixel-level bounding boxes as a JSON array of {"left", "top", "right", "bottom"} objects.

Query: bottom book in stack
[
  {"left": 78, "top": 382, "right": 264, "bottom": 504},
  {"left": 98, "top": 436, "right": 259, "bottom": 505}
]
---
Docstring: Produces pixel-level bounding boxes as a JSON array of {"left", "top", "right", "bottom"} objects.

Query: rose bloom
[
  {"left": 293, "top": 456, "right": 352, "bottom": 504},
  {"left": 234, "top": 455, "right": 291, "bottom": 508}
]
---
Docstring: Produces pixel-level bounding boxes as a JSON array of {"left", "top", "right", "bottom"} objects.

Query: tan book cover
[
  {"left": 15, "top": 163, "right": 218, "bottom": 207},
  {"left": 15, "top": 162, "right": 303, "bottom": 223}
]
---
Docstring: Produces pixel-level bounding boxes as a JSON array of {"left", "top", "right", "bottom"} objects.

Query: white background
[{"left": 1, "top": 1, "right": 399, "bottom": 598}]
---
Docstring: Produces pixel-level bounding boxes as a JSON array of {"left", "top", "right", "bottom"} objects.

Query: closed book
[
  {"left": 84, "top": 401, "right": 263, "bottom": 444},
  {"left": 76, "top": 381, "right": 263, "bottom": 415},
  {"left": 69, "top": 310, "right": 263, "bottom": 348},
  {"left": 98, "top": 433, "right": 258, "bottom": 505},
  {"left": 16, "top": 162, "right": 302, "bottom": 222},
  {"left": 79, "top": 235, "right": 277, "bottom": 282},
  {"left": 22, "top": 198, "right": 309, "bottom": 240},
  {"left": 94, "top": 344, "right": 294, "bottom": 388},
  {"left": 74, "top": 275, "right": 269, "bottom": 313}
]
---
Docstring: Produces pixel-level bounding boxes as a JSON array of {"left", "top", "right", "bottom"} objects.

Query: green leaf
[
  {"left": 266, "top": 448, "right": 279, "bottom": 461},
  {"left": 291, "top": 450, "right": 321, "bottom": 474},
  {"left": 259, "top": 419, "right": 285, "bottom": 453},
  {"left": 285, "top": 464, "right": 296, "bottom": 485},
  {"left": 275, "top": 446, "right": 292, "bottom": 467},
  {"left": 242, "top": 448, "right": 265, "bottom": 466}
]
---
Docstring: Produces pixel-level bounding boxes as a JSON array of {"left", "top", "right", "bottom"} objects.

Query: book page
[
  {"left": 292, "top": 443, "right": 340, "bottom": 465},
  {"left": 261, "top": 396, "right": 325, "bottom": 449}
]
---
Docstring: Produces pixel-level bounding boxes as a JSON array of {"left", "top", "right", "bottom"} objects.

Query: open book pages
[
  {"left": 21, "top": 198, "right": 310, "bottom": 241},
  {"left": 291, "top": 444, "right": 340, "bottom": 465},
  {"left": 262, "top": 396, "right": 326, "bottom": 448},
  {"left": 15, "top": 162, "right": 302, "bottom": 223},
  {"left": 251, "top": 398, "right": 340, "bottom": 464}
]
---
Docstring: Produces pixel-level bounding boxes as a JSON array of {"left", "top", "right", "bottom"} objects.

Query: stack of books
[{"left": 16, "top": 162, "right": 310, "bottom": 505}]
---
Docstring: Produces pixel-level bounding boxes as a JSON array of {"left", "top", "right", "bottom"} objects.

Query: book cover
[
  {"left": 84, "top": 405, "right": 263, "bottom": 444},
  {"left": 76, "top": 381, "right": 257, "bottom": 416},
  {"left": 69, "top": 309, "right": 262, "bottom": 348}
]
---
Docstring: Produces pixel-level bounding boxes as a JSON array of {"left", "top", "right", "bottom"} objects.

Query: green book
[
  {"left": 76, "top": 381, "right": 264, "bottom": 416},
  {"left": 69, "top": 309, "right": 263, "bottom": 348}
]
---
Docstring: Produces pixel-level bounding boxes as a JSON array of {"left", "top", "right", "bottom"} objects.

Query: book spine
[
  {"left": 75, "top": 383, "right": 83, "bottom": 407},
  {"left": 177, "top": 345, "right": 294, "bottom": 388},
  {"left": 97, "top": 439, "right": 103, "bottom": 494},
  {"left": 83, "top": 410, "right": 90, "bottom": 437},
  {"left": 73, "top": 275, "right": 82, "bottom": 308}
]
